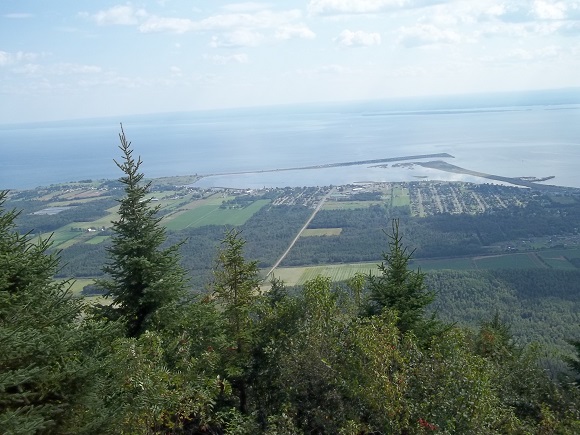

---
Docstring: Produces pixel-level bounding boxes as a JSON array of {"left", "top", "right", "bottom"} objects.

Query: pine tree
[
  {"left": 366, "top": 219, "right": 435, "bottom": 335},
  {"left": 0, "top": 191, "right": 105, "bottom": 433},
  {"left": 212, "top": 229, "right": 260, "bottom": 415},
  {"left": 97, "top": 125, "right": 187, "bottom": 337}
]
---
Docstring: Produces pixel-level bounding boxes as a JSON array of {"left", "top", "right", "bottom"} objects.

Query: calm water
[{"left": 1, "top": 91, "right": 580, "bottom": 190}]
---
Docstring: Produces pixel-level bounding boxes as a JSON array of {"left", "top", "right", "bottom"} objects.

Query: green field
[
  {"left": 390, "top": 185, "right": 410, "bottom": 207},
  {"left": 272, "top": 247, "right": 580, "bottom": 286},
  {"left": 86, "top": 235, "right": 110, "bottom": 244},
  {"left": 55, "top": 278, "right": 95, "bottom": 296},
  {"left": 322, "top": 201, "right": 383, "bottom": 210},
  {"left": 538, "top": 248, "right": 580, "bottom": 260},
  {"left": 541, "top": 257, "right": 577, "bottom": 270},
  {"left": 474, "top": 253, "right": 542, "bottom": 270},
  {"left": 165, "top": 199, "right": 270, "bottom": 230},
  {"left": 411, "top": 257, "right": 475, "bottom": 271},
  {"left": 274, "top": 263, "right": 379, "bottom": 287},
  {"left": 302, "top": 228, "right": 342, "bottom": 237},
  {"left": 39, "top": 227, "right": 82, "bottom": 249}
]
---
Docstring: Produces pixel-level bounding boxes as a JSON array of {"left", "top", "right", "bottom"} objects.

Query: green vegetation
[
  {"left": 474, "top": 253, "right": 542, "bottom": 269},
  {"left": 3, "top": 132, "right": 580, "bottom": 433},
  {"left": 302, "top": 227, "right": 342, "bottom": 237},
  {"left": 95, "top": 126, "right": 187, "bottom": 338},
  {"left": 164, "top": 199, "right": 269, "bottom": 230}
]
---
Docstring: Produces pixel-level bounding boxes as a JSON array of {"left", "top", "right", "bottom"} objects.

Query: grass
[
  {"left": 391, "top": 185, "right": 410, "bottom": 207},
  {"left": 39, "top": 227, "right": 82, "bottom": 249},
  {"left": 55, "top": 278, "right": 95, "bottom": 296},
  {"left": 302, "top": 228, "right": 342, "bottom": 237},
  {"left": 538, "top": 248, "right": 580, "bottom": 260},
  {"left": 273, "top": 263, "right": 379, "bottom": 287},
  {"left": 474, "top": 253, "right": 542, "bottom": 270},
  {"left": 322, "top": 201, "right": 383, "bottom": 210},
  {"left": 411, "top": 257, "right": 475, "bottom": 271},
  {"left": 541, "top": 258, "right": 577, "bottom": 270},
  {"left": 272, "top": 248, "right": 580, "bottom": 287},
  {"left": 548, "top": 195, "right": 577, "bottom": 205},
  {"left": 86, "top": 235, "right": 110, "bottom": 244},
  {"left": 164, "top": 199, "right": 270, "bottom": 230}
]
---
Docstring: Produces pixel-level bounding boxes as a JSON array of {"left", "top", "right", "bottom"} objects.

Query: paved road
[{"left": 265, "top": 187, "right": 334, "bottom": 279}]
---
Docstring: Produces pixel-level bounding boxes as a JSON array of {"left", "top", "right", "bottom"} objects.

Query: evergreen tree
[
  {"left": 0, "top": 191, "right": 108, "bottom": 433},
  {"left": 212, "top": 229, "right": 260, "bottom": 415},
  {"left": 97, "top": 125, "right": 187, "bottom": 337},
  {"left": 366, "top": 219, "right": 436, "bottom": 336},
  {"left": 568, "top": 337, "right": 580, "bottom": 387}
]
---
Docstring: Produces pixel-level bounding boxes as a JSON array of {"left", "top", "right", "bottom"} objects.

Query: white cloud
[
  {"left": 3, "top": 13, "right": 34, "bottom": 19},
  {"left": 0, "top": 50, "right": 39, "bottom": 66},
  {"left": 140, "top": 10, "right": 302, "bottom": 33},
  {"left": 139, "top": 16, "right": 194, "bottom": 33},
  {"left": 170, "top": 66, "right": 183, "bottom": 77},
  {"left": 205, "top": 53, "right": 249, "bottom": 64},
  {"left": 296, "top": 64, "right": 355, "bottom": 76},
  {"left": 13, "top": 63, "right": 102, "bottom": 76},
  {"left": 275, "top": 25, "right": 316, "bottom": 40},
  {"left": 335, "top": 29, "right": 381, "bottom": 47},
  {"left": 482, "top": 45, "right": 563, "bottom": 63},
  {"left": 308, "top": 0, "right": 443, "bottom": 15},
  {"left": 88, "top": 5, "right": 147, "bottom": 26},
  {"left": 210, "top": 30, "right": 264, "bottom": 47},
  {"left": 398, "top": 23, "right": 461, "bottom": 47},
  {"left": 221, "top": 2, "right": 272, "bottom": 12},
  {"left": 533, "top": 0, "right": 566, "bottom": 20}
]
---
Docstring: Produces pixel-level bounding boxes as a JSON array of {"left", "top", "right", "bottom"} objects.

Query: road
[{"left": 265, "top": 187, "right": 334, "bottom": 279}]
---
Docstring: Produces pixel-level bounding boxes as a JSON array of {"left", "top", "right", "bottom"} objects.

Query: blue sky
[{"left": 1, "top": 0, "right": 580, "bottom": 123}]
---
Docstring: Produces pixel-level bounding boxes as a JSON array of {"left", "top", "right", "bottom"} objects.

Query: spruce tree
[
  {"left": 366, "top": 219, "right": 435, "bottom": 335},
  {"left": 212, "top": 229, "right": 260, "bottom": 415},
  {"left": 97, "top": 125, "right": 187, "bottom": 337},
  {"left": 0, "top": 191, "right": 104, "bottom": 433}
]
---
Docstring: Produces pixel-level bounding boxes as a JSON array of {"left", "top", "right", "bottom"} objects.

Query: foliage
[
  {"left": 366, "top": 219, "right": 437, "bottom": 337},
  {"left": 211, "top": 228, "right": 261, "bottom": 414},
  {"left": 0, "top": 190, "right": 113, "bottom": 433},
  {"left": 96, "top": 125, "right": 187, "bottom": 337}
]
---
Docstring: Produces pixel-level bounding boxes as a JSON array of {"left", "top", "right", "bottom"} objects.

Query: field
[
  {"left": 302, "top": 228, "right": 342, "bottom": 237},
  {"left": 273, "top": 263, "right": 380, "bottom": 286},
  {"left": 411, "top": 257, "right": 475, "bottom": 271},
  {"left": 86, "top": 235, "right": 110, "bottom": 244},
  {"left": 322, "top": 200, "right": 383, "bottom": 210},
  {"left": 474, "top": 253, "right": 540, "bottom": 270},
  {"left": 390, "top": 185, "right": 410, "bottom": 207},
  {"left": 272, "top": 248, "right": 580, "bottom": 286},
  {"left": 164, "top": 199, "right": 270, "bottom": 230}
]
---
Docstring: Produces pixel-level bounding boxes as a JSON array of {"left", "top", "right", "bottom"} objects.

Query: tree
[
  {"left": 97, "top": 125, "right": 187, "bottom": 337},
  {"left": 0, "top": 191, "right": 110, "bottom": 433},
  {"left": 366, "top": 219, "right": 436, "bottom": 336},
  {"left": 212, "top": 228, "right": 261, "bottom": 415}
]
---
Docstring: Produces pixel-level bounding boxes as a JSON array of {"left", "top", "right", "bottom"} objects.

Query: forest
[{"left": 2, "top": 130, "right": 580, "bottom": 433}]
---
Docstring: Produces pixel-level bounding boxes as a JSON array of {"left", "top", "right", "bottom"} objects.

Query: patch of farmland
[
  {"left": 274, "top": 263, "right": 379, "bottom": 286},
  {"left": 85, "top": 235, "right": 110, "bottom": 244},
  {"left": 302, "top": 228, "right": 343, "bottom": 237},
  {"left": 165, "top": 199, "right": 269, "bottom": 230},
  {"left": 541, "top": 257, "right": 577, "bottom": 270},
  {"left": 538, "top": 248, "right": 580, "bottom": 260},
  {"left": 411, "top": 257, "right": 475, "bottom": 271},
  {"left": 322, "top": 201, "right": 383, "bottom": 210},
  {"left": 474, "top": 253, "right": 541, "bottom": 270}
]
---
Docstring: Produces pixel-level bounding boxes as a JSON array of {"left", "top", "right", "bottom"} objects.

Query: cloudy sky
[{"left": 1, "top": 0, "right": 580, "bottom": 123}]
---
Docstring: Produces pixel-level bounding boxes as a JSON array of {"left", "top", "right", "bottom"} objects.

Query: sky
[{"left": 1, "top": 0, "right": 580, "bottom": 123}]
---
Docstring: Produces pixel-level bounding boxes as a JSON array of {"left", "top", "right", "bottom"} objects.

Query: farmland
[
  {"left": 273, "top": 247, "right": 580, "bottom": 286},
  {"left": 164, "top": 199, "right": 270, "bottom": 230}
]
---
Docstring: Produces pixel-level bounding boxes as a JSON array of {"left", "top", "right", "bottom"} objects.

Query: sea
[{"left": 1, "top": 88, "right": 580, "bottom": 190}]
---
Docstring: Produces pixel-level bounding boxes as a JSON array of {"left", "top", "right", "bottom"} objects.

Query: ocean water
[{"left": 1, "top": 90, "right": 580, "bottom": 190}]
